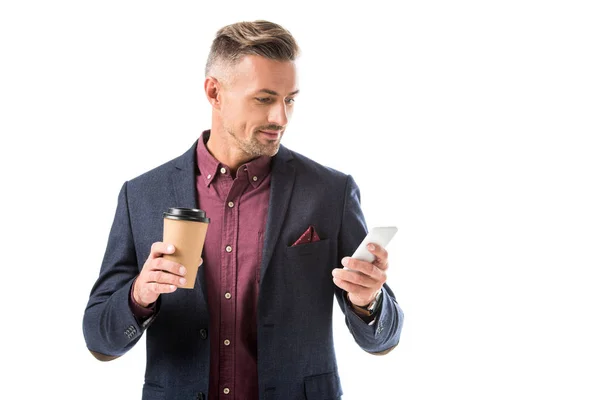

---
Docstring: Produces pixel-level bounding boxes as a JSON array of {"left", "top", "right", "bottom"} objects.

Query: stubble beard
[{"left": 226, "top": 127, "right": 281, "bottom": 158}]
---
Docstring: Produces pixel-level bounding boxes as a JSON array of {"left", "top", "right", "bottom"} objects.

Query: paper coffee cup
[{"left": 162, "top": 207, "right": 210, "bottom": 289}]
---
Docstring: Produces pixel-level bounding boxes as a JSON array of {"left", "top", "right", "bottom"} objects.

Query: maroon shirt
[{"left": 196, "top": 131, "right": 271, "bottom": 400}]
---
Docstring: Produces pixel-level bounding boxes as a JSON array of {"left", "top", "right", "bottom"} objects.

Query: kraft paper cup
[{"left": 162, "top": 207, "right": 210, "bottom": 289}]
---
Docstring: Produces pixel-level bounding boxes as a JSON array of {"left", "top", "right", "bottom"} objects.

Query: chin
[
  {"left": 252, "top": 136, "right": 281, "bottom": 155},
  {"left": 267, "top": 145, "right": 280, "bottom": 157},
  {"left": 258, "top": 143, "right": 279, "bottom": 157}
]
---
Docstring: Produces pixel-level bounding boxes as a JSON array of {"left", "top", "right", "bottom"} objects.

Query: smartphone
[{"left": 348, "top": 226, "right": 398, "bottom": 265}]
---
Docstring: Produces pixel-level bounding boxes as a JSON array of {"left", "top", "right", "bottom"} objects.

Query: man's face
[{"left": 218, "top": 55, "right": 298, "bottom": 158}]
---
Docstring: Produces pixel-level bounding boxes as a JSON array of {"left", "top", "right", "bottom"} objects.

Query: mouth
[{"left": 258, "top": 130, "right": 282, "bottom": 140}]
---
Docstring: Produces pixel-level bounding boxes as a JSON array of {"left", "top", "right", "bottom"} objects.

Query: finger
[
  {"left": 332, "top": 277, "right": 372, "bottom": 298},
  {"left": 147, "top": 282, "right": 178, "bottom": 294},
  {"left": 341, "top": 257, "right": 385, "bottom": 280},
  {"left": 149, "top": 242, "right": 176, "bottom": 259},
  {"left": 372, "top": 256, "right": 389, "bottom": 271},
  {"left": 332, "top": 268, "right": 379, "bottom": 289},
  {"left": 367, "top": 243, "right": 389, "bottom": 271},
  {"left": 148, "top": 269, "right": 188, "bottom": 287},
  {"left": 150, "top": 257, "right": 187, "bottom": 277}
]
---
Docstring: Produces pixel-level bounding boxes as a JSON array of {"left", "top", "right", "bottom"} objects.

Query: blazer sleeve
[
  {"left": 335, "top": 175, "right": 404, "bottom": 354},
  {"left": 82, "top": 181, "right": 159, "bottom": 361}
]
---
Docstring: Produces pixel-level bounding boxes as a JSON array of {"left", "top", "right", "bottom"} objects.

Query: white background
[{"left": 1, "top": 1, "right": 599, "bottom": 399}]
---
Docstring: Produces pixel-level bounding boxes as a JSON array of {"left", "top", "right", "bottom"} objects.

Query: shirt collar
[{"left": 196, "top": 130, "right": 272, "bottom": 187}]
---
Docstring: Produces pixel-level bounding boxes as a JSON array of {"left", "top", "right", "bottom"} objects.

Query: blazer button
[
  {"left": 196, "top": 392, "right": 205, "bottom": 400},
  {"left": 199, "top": 329, "right": 208, "bottom": 340}
]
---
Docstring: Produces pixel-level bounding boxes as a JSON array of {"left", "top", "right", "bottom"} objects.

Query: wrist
[
  {"left": 134, "top": 295, "right": 151, "bottom": 309},
  {"left": 347, "top": 290, "right": 382, "bottom": 316},
  {"left": 132, "top": 278, "right": 152, "bottom": 308}
]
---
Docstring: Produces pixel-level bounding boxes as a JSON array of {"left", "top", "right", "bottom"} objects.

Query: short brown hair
[{"left": 205, "top": 20, "right": 300, "bottom": 76}]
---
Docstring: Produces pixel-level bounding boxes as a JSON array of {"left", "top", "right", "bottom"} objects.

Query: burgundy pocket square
[{"left": 292, "top": 225, "right": 321, "bottom": 246}]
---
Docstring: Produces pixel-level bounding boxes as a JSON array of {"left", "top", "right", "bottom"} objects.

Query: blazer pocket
[
  {"left": 286, "top": 238, "right": 331, "bottom": 259},
  {"left": 304, "top": 371, "right": 342, "bottom": 400}
]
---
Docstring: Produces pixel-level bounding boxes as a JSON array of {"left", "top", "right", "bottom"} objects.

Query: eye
[
  {"left": 255, "top": 97, "right": 272, "bottom": 103},
  {"left": 285, "top": 97, "right": 296, "bottom": 105}
]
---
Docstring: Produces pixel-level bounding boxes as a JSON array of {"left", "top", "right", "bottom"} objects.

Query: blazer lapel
[
  {"left": 260, "top": 145, "right": 295, "bottom": 283},
  {"left": 171, "top": 140, "right": 199, "bottom": 209},
  {"left": 170, "top": 140, "right": 209, "bottom": 303}
]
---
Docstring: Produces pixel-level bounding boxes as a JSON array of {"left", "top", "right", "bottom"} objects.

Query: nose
[{"left": 268, "top": 102, "right": 288, "bottom": 127}]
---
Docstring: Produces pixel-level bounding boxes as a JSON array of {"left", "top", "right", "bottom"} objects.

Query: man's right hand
[{"left": 133, "top": 242, "right": 189, "bottom": 307}]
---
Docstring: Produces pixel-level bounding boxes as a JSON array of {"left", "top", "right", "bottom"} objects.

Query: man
[{"left": 83, "top": 20, "right": 403, "bottom": 400}]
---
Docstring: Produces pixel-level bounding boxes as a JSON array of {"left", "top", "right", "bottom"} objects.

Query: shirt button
[
  {"left": 223, "top": 388, "right": 230, "bottom": 395},
  {"left": 228, "top": 201, "right": 234, "bottom": 208},
  {"left": 220, "top": 167, "right": 227, "bottom": 174},
  {"left": 206, "top": 174, "right": 211, "bottom": 179},
  {"left": 225, "top": 245, "right": 232, "bottom": 253},
  {"left": 252, "top": 176, "right": 258, "bottom": 181},
  {"left": 224, "top": 339, "right": 230, "bottom": 346},
  {"left": 224, "top": 292, "right": 232, "bottom": 299}
]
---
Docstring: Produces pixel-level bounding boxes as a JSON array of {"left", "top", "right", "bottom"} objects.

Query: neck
[{"left": 206, "top": 125, "right": 254, "bottom": 175}]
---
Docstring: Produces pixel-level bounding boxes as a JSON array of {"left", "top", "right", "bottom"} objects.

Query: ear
[{"left": 204, "top": 76, "right": 221, "bottom": 110}]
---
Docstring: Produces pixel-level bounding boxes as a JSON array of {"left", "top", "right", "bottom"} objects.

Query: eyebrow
[{"left": 257, "top": 89, "right": 300, "bottom": 96}]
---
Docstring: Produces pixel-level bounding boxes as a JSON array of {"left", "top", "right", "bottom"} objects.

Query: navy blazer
[{"left": 83, "top": 141, "right": 404, "bottom": 400}]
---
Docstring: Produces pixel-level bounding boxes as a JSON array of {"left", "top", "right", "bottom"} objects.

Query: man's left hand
[{"left": 331, "top": 243, "right": 388, "bottom": 307}]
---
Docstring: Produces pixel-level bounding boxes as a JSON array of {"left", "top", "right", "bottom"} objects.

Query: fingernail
[
  {"left": 167, "top": 245, "right": 174, "bottom": 252},
  {"left": 170, "top": 285, "right": 176, "bottom": 290},
  {"left": 179, "top": 266, "right": 186, "bottom": 275},
  {"left": 368, "top": 244, "right": 375, "bottom": 251},
  {"left": 341, "top": 257, "right": 349, "bottom": 267},
  {"left": 179, "top": 277, "right": 186, "bottom": 285},
  {"left": 332, "top": 269, "right": 338, "bottom": 276}
]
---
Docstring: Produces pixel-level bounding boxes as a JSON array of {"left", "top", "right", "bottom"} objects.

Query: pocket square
[{"left": 292, "top": 225, "right": 321, "bottom": 246}]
